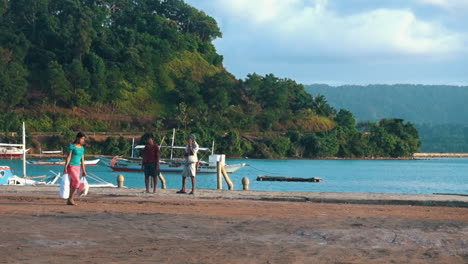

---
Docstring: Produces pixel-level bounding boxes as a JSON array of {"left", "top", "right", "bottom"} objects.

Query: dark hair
[
  {"left": 146, "top": 133, "right": 154, "bottom": 139},
  {"left": 73, "top": 132, "right": 86, "bottom": 144},
  {"left": 187, "top": 133, "right": 196, "bottom": 140}
]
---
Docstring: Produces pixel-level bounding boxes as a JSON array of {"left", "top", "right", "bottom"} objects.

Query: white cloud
[
  {"left": 186, "top": 0, "right": 468, "bottom": 84},
  {"left": 215, "top": 0, "right": 307, "bottom": 24},
  {"left": 214, "top": 0, "right": 466, "bottom": 60},
  {"left": 418, "top": 0, "right": 468, "bottom": 9}
]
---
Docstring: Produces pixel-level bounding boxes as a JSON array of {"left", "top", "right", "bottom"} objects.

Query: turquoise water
[{"left": 2, "top": 158, "right": 467, "bottom": 194}]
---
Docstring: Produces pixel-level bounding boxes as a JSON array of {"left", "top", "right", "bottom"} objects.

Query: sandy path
[{"left": 0, "top": 193, "right": 467, "bottom": 264}]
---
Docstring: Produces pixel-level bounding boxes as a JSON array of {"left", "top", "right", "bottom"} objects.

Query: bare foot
[{"left": 67, "top": 199, "right": 77, "bottom": 206}]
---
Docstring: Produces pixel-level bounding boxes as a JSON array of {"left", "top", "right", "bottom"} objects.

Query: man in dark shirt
[{"left": 141, "top": 134, "right": 160, "bottom": 193}]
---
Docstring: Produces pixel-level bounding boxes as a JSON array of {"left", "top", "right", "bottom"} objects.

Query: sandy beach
[{"left": 0, "top": 187, "right": 467, "bottom": 264}]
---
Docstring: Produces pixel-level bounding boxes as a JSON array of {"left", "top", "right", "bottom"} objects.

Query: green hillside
[
  {"left": 305, "top": 84, "right": 468, "bottom": 152},
  {"left": 305, "top": 84, "right": 468, "bottom": 124},
  {"left": 0, "top": 0, "right": 420, "bottom": 158}
]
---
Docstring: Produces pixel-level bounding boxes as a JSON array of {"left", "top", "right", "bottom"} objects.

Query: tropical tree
[
  {"left": 312, "top": 94, "right": 336, "bottom": 117},
  {"left": 46, "top": 60, "right": 71, "bottom": 106},
  {"left": 0, "top": 48, "right": 28, "bottom": 108}
]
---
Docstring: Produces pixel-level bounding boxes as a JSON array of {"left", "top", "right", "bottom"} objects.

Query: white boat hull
[
  {"left": 109, "top": 157, "right": 247, "bottom": 173},
  {"left": 28, "top": 159, "right": 101, "bottom": 166},
  {"left": 0, "top": 147, "right": 30, "bottom": 158}
]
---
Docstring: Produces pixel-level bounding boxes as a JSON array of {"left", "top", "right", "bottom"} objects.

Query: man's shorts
[{"left": 144, "top": 162, "right": 159, "bottom": 177}]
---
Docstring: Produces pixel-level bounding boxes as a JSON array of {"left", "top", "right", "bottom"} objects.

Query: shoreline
[
  {"left": 23, "top": 152, "right": 468, "bottom": 160},
  {"left": 412, "top": 152, "right": 468, "bottom": 158},
  {"left": 2, "top": 185, "right": 467, "bottom": 208}
]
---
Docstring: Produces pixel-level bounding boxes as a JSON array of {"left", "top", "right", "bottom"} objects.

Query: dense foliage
[
  {"left": 0, "top": 0, "right": 420, "bottom": 158},
  {"left": 416, "top": 124, "right": 468, "bottom": 153},
  {"left": 305, "top": 84, "right": 468, "bottom": 152},
  {"left": 0, "top": 0, "right": 223, "bottom": 111}
]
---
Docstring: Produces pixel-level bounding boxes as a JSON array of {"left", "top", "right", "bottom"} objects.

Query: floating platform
[{"left": 256, "top": 175, "right": 323, "bottom": 182}]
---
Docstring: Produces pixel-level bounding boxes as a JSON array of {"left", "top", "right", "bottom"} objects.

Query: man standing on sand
[
  {"left": 177, "top": 134, "right": 199, "bottom": 195},
  {"left": 141, "top": 133, "right": 160, "bottom": 193}
]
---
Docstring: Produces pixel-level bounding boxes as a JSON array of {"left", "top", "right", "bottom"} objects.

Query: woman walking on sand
[
  {"left": 177, "top": 134, "right": 199, "bottom": 195},
  {"left": 63, "top": 132, "right": 87, "bottom": 205},
  {"left": 141, "top": 133, "right": 160, "bottom": 193}
]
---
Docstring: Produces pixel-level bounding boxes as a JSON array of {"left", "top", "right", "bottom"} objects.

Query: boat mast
[
  {"left": 170, "top": 128, "right": 175, "bottom": 160},
  {"left": 131, "top": 138, "right": 135, "bottom": 158},
  {"left": 0, "top": 122, "right": 27, "bottom": 177},
  {"left": 22, "top": 122, "right": 26, "bottom": 178}
]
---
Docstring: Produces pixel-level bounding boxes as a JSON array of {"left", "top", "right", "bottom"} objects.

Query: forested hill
[
  {"left": 0, "top": 0, "right": 224, "bottom": 112},
  {"left": 305, "top": 84, "right": 468, "bottom": 124},
  {"left": 305, "top": 84, "right": 468, "bottom": 152},
  {"left": 0, "top": 0, "right": 420, "bottom": 158}
]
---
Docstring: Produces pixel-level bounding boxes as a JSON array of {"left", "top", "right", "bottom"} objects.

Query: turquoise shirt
[{"left": 68, "top": 144, "right": 85, "bottom": 166}]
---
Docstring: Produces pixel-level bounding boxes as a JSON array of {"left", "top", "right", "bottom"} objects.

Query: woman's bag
[
  {"left": 59, "top": 173, "right": 70, "bottom": 199},
  {"left": 78, "top": 176, "right": 89, "bottom": 196}
]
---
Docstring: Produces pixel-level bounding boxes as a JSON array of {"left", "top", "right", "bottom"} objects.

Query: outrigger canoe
[{"left": 28, "top": 158, "right": 101, "bottom": 166}]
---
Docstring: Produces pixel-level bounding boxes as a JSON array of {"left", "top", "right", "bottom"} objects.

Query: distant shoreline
[
  {"left": 413, "top": 153, "right": 468, "bottom": 158},
  {"left": 23, "top": 153, "right": 468, "bottom": 160}
]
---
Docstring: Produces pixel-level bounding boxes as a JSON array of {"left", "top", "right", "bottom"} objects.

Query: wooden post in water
[
  {"left": 216, "top": 161, "right": 223, "bottom": 190},
  {"left": 221, "top": 166, "right": 234, "bottom": 190},
  {"left": 159, "top": 172, "right": 166, "bottom": 189}
]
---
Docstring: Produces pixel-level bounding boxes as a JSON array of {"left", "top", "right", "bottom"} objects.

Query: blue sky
[{"left": 185, "top": 0, "right": 468, "bottom": 85}]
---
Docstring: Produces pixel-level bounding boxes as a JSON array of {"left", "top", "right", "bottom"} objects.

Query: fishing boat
[
  {"left": 108, "top": 154, "right": 246, "bottom": 173},
  {"left": 29, "top": 148, "right": 100, "bottom": 166},
  {"left": 28, "top": 158, "right": 101, "bottom": 166},
  {"left": 0, "top": 122, "right": 115, "bottom": 187},
  {"left": 104, "top": 129, "right": 247, "bottom": 173},
  {"left": 40, "top": 150, "right": 63, "bottom": 155},
  {"left": 0, "top": 146, "right": 30, "bottom": 158},
  {"left": 0, "top": 165, "right": 115, "bottom": 187},
  {"left": 0, "top": 165, "right": 50, "bottom": 185},
  {"left": 0, "top": 123, "right": 57, "bottom": 185}
]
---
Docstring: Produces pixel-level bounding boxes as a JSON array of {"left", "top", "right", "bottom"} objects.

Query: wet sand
[{"left": 0, "top": 189, "right": 467, "bottom": 264}]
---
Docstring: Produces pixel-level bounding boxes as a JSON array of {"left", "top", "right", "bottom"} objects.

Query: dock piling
[
  {"left": 221, "top": 166, "right": 234, "bottom": 190},
  {"left": 242, "top": 177, "right": 250, "bottom": 190},
  {"left": 217, "top": 161, "right": 222, "bottom": 190},
  {"left": 158, "top": 172, "right": 166, "bottom": 189},
  {"left": 117, "top": 174, "right": 125, "bottom": 188}
]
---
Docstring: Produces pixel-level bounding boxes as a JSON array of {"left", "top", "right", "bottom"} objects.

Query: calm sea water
[{"left": 3, "top": 158, "right": 468, "bottom": 194}]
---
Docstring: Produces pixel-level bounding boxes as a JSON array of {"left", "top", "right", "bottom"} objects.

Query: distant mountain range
[
  {"left": 304, "top": 84, "right": 468, "bottom": 152},
  {"left": 304, "top": 84, "right": 468, "bottom": 125}
]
